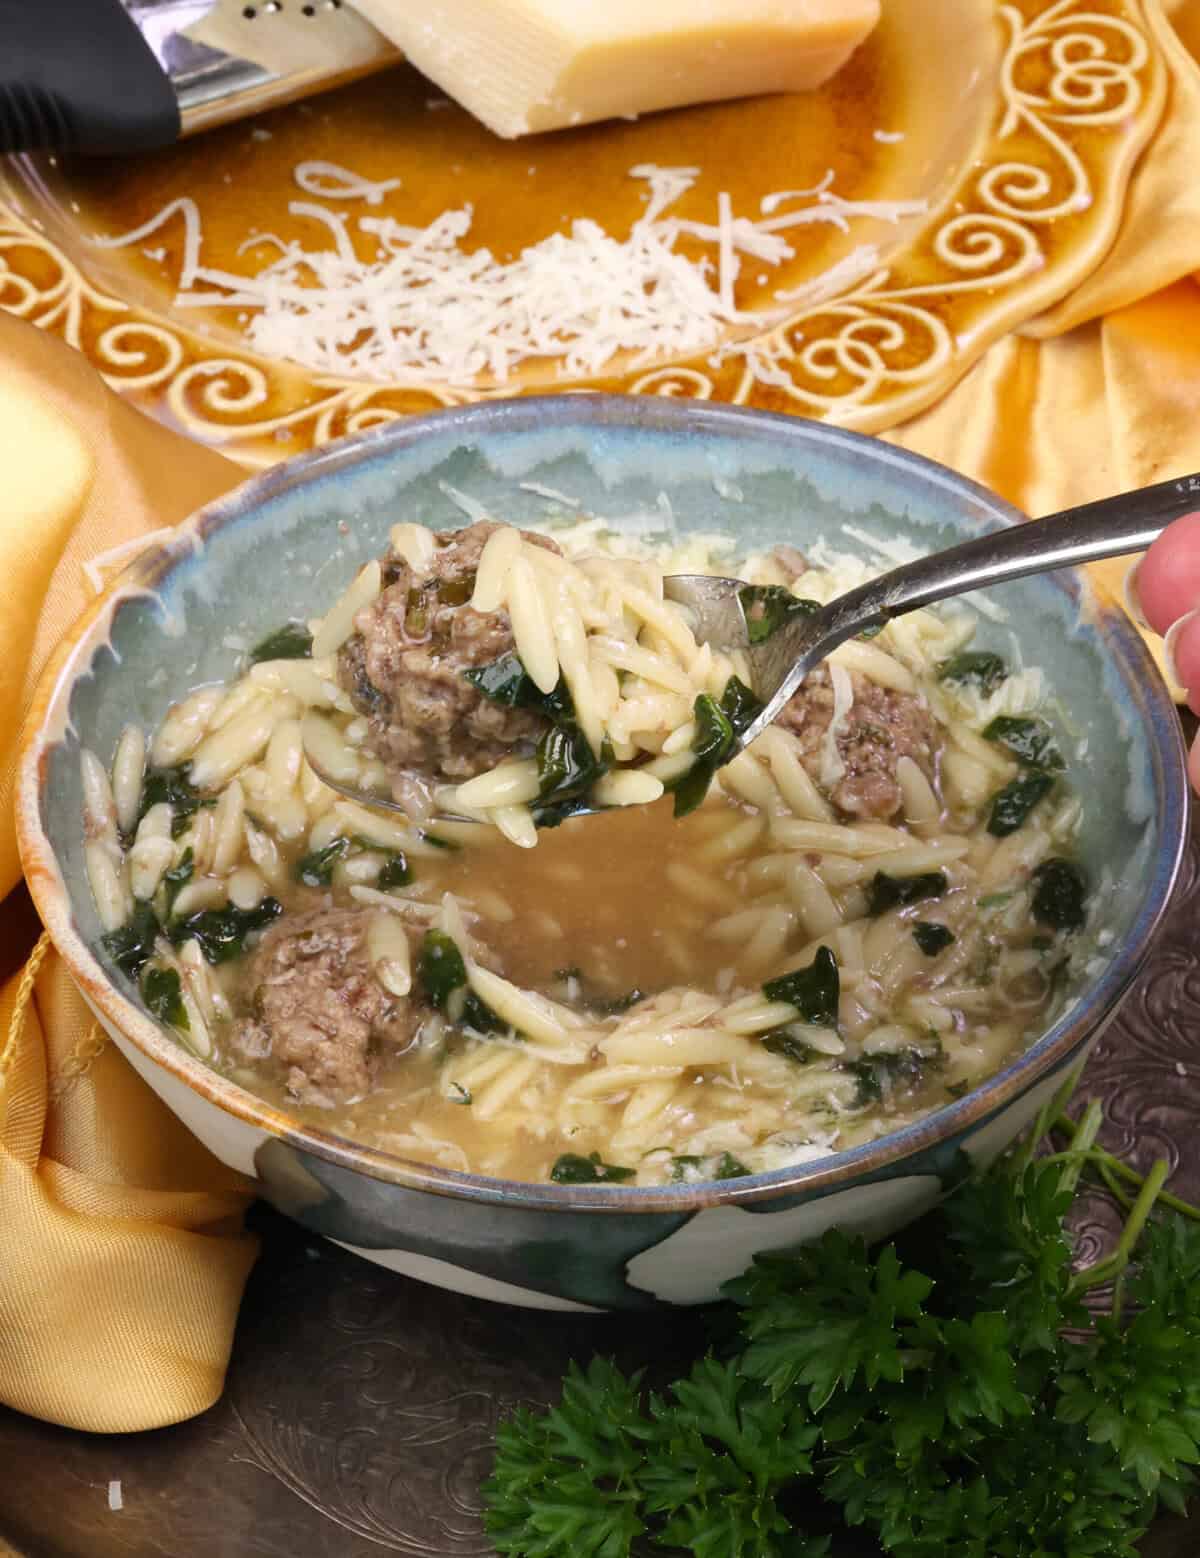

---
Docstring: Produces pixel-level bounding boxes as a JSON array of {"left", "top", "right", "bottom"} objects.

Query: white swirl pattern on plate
[{"left": 0, "top": 0, "right": 1162, "bottom": 461}]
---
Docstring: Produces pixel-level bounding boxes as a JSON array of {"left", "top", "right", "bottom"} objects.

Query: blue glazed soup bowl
[{"left": 17, "top": 397, "right": 1190, "bottom": 1311}]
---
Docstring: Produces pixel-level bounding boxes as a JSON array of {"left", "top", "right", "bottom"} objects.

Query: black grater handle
[{"left": 0, "top": 0, "right": 180, "bottom": 156}]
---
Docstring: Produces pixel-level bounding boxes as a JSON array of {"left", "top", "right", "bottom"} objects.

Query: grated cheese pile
[{"left": 94, "top": 162, "right": 926, "bottom": 386}]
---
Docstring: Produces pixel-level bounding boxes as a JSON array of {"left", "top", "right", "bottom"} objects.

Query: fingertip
[
  {"left": 1164, "top": 610, "right": 1200, "bottom": 695},
  {"left": 1137, "top": 510, "right": 1200, "bottom": 635}
]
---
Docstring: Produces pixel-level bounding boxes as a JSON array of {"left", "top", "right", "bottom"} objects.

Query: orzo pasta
[{"left": 85, "top": 515, "right": 1090, "bottom": 1186}]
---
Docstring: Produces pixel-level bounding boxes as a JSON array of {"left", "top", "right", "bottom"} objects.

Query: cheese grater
[{"left": 0, "top": 0, "right": 402, "bottom": 156}]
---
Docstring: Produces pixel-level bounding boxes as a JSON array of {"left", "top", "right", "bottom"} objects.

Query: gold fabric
[
  {"left": 1, "top": 0, "right": 1198, "bottom": 1437},
  {"left": 0, "top": 319, "right": 255, "bottom": 1433}
]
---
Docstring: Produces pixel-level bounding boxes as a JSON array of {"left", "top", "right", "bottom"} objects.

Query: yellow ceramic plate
[{"left": 0, "top": 0, "right": 1165, "bottom": 467}]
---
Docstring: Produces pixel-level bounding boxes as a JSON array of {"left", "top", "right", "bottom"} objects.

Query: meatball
[
  {"left": 337, "top": 522, "right": 560, "bottom": 785},
  {"left": 234, "top": 908, "right": 422, "bottom": 1108},
  {"left": 775, "top": 666, "right": 939, "bottom": 821}
]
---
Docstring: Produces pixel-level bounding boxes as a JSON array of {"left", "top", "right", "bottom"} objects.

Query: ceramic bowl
[{"left": 17, "top": 397, "right": 1190, "bottom": 1312}]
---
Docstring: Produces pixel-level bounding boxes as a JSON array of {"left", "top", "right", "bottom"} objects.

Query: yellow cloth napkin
[
  {"left": 0, "top": 0, "right": 1198, "bottom": 1438},
  {"left": 0, "top": 318, "right": 258, "bottom": 1432}
]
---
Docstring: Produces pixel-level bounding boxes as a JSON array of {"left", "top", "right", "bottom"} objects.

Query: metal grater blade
[{"left": 123, "top": 0, "right": 401, "bottom": 136}]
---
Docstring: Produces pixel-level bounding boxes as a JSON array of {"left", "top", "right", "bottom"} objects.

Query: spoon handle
[{"left": 833, "top": 471, "right": 1200, "bottom": 627}]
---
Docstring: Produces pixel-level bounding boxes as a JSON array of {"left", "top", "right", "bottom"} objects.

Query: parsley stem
[
  {"left": 1094, "top": 1157, "right": 1136, "bottom": 1214},
  {"left": 1014, "top": 1064, "right": 1087, "bottom": 1175},
  {"left": 1069, "top": 1158, "right": 1170, "bottom": 1295},
  {"left": 1049, "top": 1118, "right": 1200, "bottom": 1222},
  {"left": 1057, "top": 1099, "right": 1104, "bottom": 1196}
]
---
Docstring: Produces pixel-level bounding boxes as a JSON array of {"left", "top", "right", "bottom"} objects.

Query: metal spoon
[{"left": 307, "top": 470, "right": 1198, "bottom": 815}]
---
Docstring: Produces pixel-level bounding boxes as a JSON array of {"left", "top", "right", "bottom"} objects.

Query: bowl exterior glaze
[{"left": 18, "top": 397, "right": 1189, "bottom": 1310}]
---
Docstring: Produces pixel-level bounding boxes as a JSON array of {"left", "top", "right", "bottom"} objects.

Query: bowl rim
[{"left": 16, "top": 394, "right": 1192, "bottom": 1213}]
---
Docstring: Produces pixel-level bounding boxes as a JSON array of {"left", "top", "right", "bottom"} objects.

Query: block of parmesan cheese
[{"left": 351, "top": 0, "right": 881, "bottom": 139}]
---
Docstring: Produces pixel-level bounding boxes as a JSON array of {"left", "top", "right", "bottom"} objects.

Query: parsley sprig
[{"left": 484, "top": 1090, "right": 1200, "bottom": 1556}]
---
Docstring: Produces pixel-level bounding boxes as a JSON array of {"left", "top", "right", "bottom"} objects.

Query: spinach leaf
[
  {"left": 843, "top": 1045, "right": 938, "bottom": 1108},
  {"left": 418, "top": 928, "right": 468, "bottom": 1009},
  {"left": 945, "top": 1078, "right": 971, "bottom": 1099},
  {"left": 294, "top": 836, "right": 351, "bottom": 887},
  {"left": 763, "top": 945, "right": 840, "bottom": 1027},
  {"left": 666, "top": 690, "right": 742, "bottom": 818},
  {"left": 987, "top": 770, "right": 1055, "bottom": 836},
  {"left": 983, "top": 714, "right": 1065, "bottom": 771},
  {"left": 141, "top": 965, "right": 189, "bottom": 1031},
  {"left": 588, "top": 988, "right": 646, "bottom": 1017},
  {"left": 463, "top": 650, "right": 540, "bottom": 707},
  {"left": 913, "top": 922, "right": 956, "bottom": 957},
  {"left": 867, "top": 870, "right": 948, "bottom": 916},
  {"left": 665, "top": 759, "right": 714, "bottom": 819},
  {"left": 762, "top": 1029, "right": 818, "bottom": 1065},
  {"left": 461, "top": 991, "right": 507, "bottom": 1035},
  {"left": 168, "top": 897, "right": 282, "bottom": 964},
  {"left": 420, "top": 830, "right": 460, "bottom": 852},
  {"left": 101, "top": 901, "right": 161, "bottom": 980},
  {"left": 247, "top": 621, "right": 313, "bottom": 666},
  {"left": 719, "top": 675, "right": 764, "bottom": 736},
  {"left": 161, "top": 847, "right": 194, "bottom": 915},
  {"left": 668, "top": 1151, "right": 751, "bottom": 1182},
  {"left": 376, "top": 852, "right": 413, "bottom": 890},
  {"left": 938, "top": 651, "right": 1008, "bottom": 696},
  {"left": 450, "top": 1083, "right": 472, "bottom": 1105},
  {"left": 739, "top": 585, "right": 820, "bottom": 645},
  {"left": 1030, "top": 858, "right": 1088, "bottom": 932},
  {"left": 692, "top": 693, "right": 734, "bottom": 766},
  {"left": 536, "top": 724, "right": 608, "bottom": 807},
  {"left": 137, "top": 764, "right": 209, "bottom": 838},
  {"left": 530, "top": 796, "right": 598, "bottom": 829},
  {"left": 464, "top": 651, "right": 574, "bottom": 723},
  {"left": 550, "top": 1151, "right": 636, "bottom": 1185}
]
